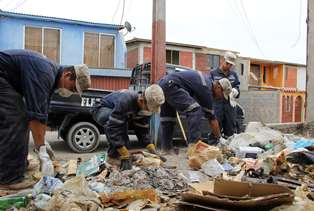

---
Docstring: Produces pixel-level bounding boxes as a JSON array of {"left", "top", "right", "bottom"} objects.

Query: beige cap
[
  {"left": 224, "top": 51, "right": 237, "bottom": 65},
  {"left": 74, "top": 64, "right": 91, "bottom": 95},
  {"left": 218, "top": 78, "right": 232, "bottom": 100},
  {"left": 144, "top": 84, "right": 165, "bottom": 113}
]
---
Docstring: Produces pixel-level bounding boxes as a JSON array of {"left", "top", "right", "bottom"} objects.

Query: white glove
[
  {"left": 45, "top": 141, "right": 56, "bottom": 160},
  {"left": 231, "top": 88, "right": 239, "bottom": 98},
  {"left": 38, "top": 145, "right": 54, "bottom": 176},
  {"left": 229, "top": 88, "right": 238, "bottom": 108}
]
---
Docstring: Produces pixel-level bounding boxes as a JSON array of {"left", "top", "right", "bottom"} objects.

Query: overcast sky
[{"left": 0, "top": 0, "right": 307, "bottom": 64}]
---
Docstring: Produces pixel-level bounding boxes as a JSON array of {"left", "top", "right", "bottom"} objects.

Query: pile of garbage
[
  {"left": 0, "top": 151, "right": 188, "bottom": 210},
  {"left": 177, "top": 121, "right": 314, "bottom": 210},
  {"left": 1, "top": 121, "right": 314, "bottom": 210}
]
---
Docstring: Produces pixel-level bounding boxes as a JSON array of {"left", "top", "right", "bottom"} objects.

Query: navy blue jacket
[
  {"left": 99, "top": 90, "right": 152, "bottom": 145},
  {"left": 210, "top": 67, "right": 240, "bottom": 98},
  {"left": 160, "top": 70, "right": 215, "bottom": 119},
  {"left": 0, "top": 49, "right": 59, "bottom": 123}
]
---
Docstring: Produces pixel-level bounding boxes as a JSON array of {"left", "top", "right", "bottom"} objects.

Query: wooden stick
[{"left": 176, "top": 112, "right": 188, "bottom": 146}]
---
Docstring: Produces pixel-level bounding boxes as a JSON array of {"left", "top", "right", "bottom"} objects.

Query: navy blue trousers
[
  {"left": 213, "top": 100, "right": 236, "bottom": 137},
  {"left": 0, "top": 76, "right": 29, "bottom": 185},
  {"left": 159, "top": 79, "right": 203, "bottom": 150}
]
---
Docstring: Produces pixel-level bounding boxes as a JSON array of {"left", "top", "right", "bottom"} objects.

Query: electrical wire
[
  {"left": 238, "top": 0, "right": 265, "bottom": 57},
  {"left": 124, "top": 0, "right": 133, "bottom": 21},
  {"left": 111, "top": 0, "right": 121, "bottom": 22},
  {"left": 226, "top": 0, "right": 265, "bottom": 57},
  {"left": 290, "top": 0, "right": 303, "bottom": 48},
  {"left": 10, "top": 0, "right": 27, "bottom": 11},
  {"left": 120, "top": 0, "right": 125, "bottom": 25}
]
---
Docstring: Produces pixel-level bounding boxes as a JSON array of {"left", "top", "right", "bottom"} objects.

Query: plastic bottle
[{"left": 0, "top": 195, "right": 30, "bottom": 210}]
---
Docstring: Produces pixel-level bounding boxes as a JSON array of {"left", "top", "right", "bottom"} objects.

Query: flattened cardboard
[{"left": 181, "top": 179, "right": 294, "bottom": 210}]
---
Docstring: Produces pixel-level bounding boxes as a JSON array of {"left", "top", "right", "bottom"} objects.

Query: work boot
[
  {"left": 146, "top": 144, "right": 167, "bottom": 162},
  {"left": 107, "top": 146, "right": 120, "bottom": 159},
  {"left": 117, "top": 146, "right": 132, "bottom": 171}
]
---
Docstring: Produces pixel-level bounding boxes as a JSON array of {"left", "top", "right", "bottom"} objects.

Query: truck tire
[{"left": 66, "top": 122, "right": 100, "bottom": 153}]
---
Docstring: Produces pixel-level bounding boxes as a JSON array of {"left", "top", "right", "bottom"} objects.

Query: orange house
[{"left": 249, "top": 59, "right": 306, "bottom": 123}]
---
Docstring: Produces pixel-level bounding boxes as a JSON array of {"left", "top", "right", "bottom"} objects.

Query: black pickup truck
[{"left": 48, "top": 63, "right": 243, "bottom": 153}]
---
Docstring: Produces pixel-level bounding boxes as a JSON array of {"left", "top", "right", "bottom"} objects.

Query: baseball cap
[
  {"left": 144, "top": 84, "right": 165, "bottom": 113},
  {"left": 218, "top": 78, "right": 232, "bottom": 100},
  {"left": 74, "top": 64, "right": 91, "bottom": 96},
  {"left": 224, "top": 51, "right": 237, "bottom": 65}
]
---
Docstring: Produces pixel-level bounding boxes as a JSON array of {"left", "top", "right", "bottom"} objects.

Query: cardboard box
[{"left": 181, "top": 179, "right": 294, "bottom": 210}]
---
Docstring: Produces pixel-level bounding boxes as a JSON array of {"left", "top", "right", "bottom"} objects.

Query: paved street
[
  {"left": 28, "top": 131, "right": 190, "bottom": 169},
  {"left": 28, "top": 131, "right": 108, "bottom": 160}
]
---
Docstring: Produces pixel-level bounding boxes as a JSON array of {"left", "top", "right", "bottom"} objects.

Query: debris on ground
[
  {"left": 180, "top": 179, "right": 294, "bottom": 210},
  {"left": 188, "top": 141, "right": 223, "bottom": 170},
  {"left": 2, "top": 121, "right": 314, "bottom": 210}
]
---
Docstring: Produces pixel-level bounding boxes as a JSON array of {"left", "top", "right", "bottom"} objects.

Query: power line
[
  {"left": 227, "top": 0, "right": 265, "bottom": 58},
  {"left": 10, "top": 0, "right": 27, "bottom": 11},
  {"left": 238, "top": 0, "right": 265, "bottom": 57},
  {"left": 120, "top": 0, "right": 125, "bottom": 25},
  {"left": 291, "top": 0, "right": 303, "bottom": 48},
  {"left": 111, "top": 0, "right": 121, "bottom": 22},
  {"left": 124, "top": 0, "right": 134, "bottom": 21}
]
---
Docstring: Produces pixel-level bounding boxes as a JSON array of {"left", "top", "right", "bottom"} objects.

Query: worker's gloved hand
[
  {"left": 117, "top": 146, "right": 132, "bottom": 170},
  {"left": 231, "top": 88, "right": 239, "bottom": 98},
  {"left": 229, "top": 88, "right": 238, "bottom": 107},
  {"left": 38, "top": 145, "right": 54, "bottom": 176},
  {"left": 146, "top": 144, "right": 167, "bottom": 162},
  {"left": 45, "top": 140, "right": 56, "bottom": 160},
  {"left": 120, "top": 158, "right": 132, "bottom": 171}
]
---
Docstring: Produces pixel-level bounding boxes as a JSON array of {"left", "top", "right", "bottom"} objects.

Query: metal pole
[
  {"left": 151, "top": 0, "right": 166, "bottom": 146},
  {"left": 151, "top": 0, "right": 166, "bottom": 83}
]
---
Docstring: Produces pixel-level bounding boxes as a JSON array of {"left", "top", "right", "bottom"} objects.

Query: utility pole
[
  {"left": 151, "top": 0, "right": 166, "bottom": 83},
  {"left": 306, "top": 0, "right": 314, "bottom": 122},
  {"left": 306, "top": 0, "right": 314, "bottom": 136},
  {"left": 151, "top": 0, "right": 166, "bottom": 146}
]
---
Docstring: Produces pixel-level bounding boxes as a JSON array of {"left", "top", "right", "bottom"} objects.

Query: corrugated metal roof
[{"left": 0, "top": 10, "right": 124, "bottom": 30}]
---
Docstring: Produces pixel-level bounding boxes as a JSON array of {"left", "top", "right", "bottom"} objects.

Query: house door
[{"left": 294, "top": 96, "right": 302, "bottom": 122}]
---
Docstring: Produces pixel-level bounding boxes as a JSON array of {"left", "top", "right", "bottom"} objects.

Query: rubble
[
  {"left": 2, "top": 121, "right": 314, "bottom": 210},
  {"left": 100, "top": 167, "right": 188, "bottom": 194}
]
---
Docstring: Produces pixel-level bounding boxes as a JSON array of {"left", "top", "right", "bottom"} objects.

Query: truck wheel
[{"left": 66, "top": 122, "right": 100, "bottom": 153}]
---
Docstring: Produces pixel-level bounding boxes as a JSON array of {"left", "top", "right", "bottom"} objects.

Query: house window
[
  {"left": 285, "top": 67, "right": 289, "bottom": 81},
  {"left": 84, "top": 32, "right": 114, "bottom": 68},
  {"left": 25, "top": 26, "right": 60, "bottom": 63},
  {"left": 166, "top": 50, "right": 179, "bottom": 65},
  {"left": 249, "top": 64, "right": 261, "bottom": 86},
  {"left": 208, "top": 54, "right": 220, "bottom": 69}
]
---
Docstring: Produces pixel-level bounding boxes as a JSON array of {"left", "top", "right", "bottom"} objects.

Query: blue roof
[{"left": 0, "top": 10, "right": 124, "bottom": 30}]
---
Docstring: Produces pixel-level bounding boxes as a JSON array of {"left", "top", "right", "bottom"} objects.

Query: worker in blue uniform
[
  {"left": 158, "top": 69, "right": 233, "bottom": 152},
  {"left": 92, "top": 85, "right": 165, "bottom": 170},
  {"left": 210, "top": 51, "right": 240, "bottom": 138},
  {"left": 0, "top": 49, "right": 91, "bottom": 189}
]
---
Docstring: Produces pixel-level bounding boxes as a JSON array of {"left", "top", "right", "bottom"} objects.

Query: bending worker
[
  {"left": 92, "top": 85, "right": 165, "bottom": 170},
  {"left": 210, "top": 51, "right": 240, "bottom": 138},
  {"left": 158, "top": 69, "right": 233, "bottom": 152},
  {"left": 0, "top": 49, "right": 91, "bottom": 189}
]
